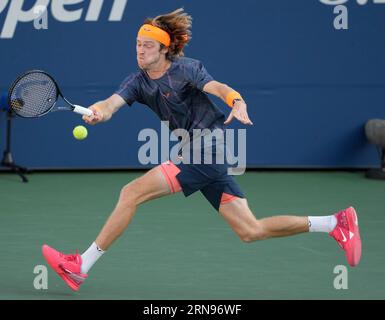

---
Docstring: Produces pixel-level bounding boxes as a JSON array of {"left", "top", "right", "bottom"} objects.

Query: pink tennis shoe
[
  {"left": 329, "top": 207, "right": 361, "bottom": 267},
  {"left": 42, "top": 244, "right": 87, "bottom": 291}
]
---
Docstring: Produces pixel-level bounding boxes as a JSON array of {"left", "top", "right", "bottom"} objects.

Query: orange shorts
[{"left": 159, "top": 160, "right": 240, "bottom": 207}]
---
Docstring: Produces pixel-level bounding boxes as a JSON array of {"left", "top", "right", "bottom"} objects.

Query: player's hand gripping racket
[{"left": 8, "top": 70, "right": 93, "bottom": 118}]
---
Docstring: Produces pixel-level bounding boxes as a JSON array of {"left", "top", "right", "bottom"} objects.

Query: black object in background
[{"left": 0, "top": 91, "right": 28, "bottom": 182}]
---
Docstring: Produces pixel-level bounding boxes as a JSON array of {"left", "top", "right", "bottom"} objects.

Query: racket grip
[{"left": 73, "top": 105, "right": 93, "bottom": 117}]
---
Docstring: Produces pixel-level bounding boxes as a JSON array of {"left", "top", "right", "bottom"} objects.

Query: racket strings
[{"left": 9, "top": 72, "right": 57, "bottom": 117}]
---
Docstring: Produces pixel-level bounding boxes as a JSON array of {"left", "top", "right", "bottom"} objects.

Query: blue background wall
[{"left": 0, "top": 0, "right": 384, "bottom": 169}]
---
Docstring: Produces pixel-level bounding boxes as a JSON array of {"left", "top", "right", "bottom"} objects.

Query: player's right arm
[{"left": 83, "top": 94, "right": 126, "bottom": 125}]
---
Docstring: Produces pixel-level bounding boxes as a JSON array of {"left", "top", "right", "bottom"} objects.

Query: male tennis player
[{"left": 42, "top": 8, "right": 361, "bottom": 291}]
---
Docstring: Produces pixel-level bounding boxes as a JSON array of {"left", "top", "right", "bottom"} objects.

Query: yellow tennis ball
[{"left": 73, "top": 125, "right": 88, "bottom": 140}]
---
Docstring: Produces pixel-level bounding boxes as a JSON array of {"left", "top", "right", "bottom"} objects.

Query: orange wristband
[{"left": 225, "top": 91, "right": 242, "bottom": 108}]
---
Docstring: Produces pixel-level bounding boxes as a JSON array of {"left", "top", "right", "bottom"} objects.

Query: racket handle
[{"left": 73, "top": 105, "right": 93, "bottom": 117}]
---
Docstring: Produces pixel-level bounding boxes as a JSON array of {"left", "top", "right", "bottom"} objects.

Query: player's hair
[{"left": 144, "top": 8, "right": 192, "bottom": 60}]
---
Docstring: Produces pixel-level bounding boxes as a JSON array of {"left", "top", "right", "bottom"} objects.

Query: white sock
[
  {"left": 308, "top": 215, "right": 337, "bottom": 233},
  {"left": 81, "top": 242, "right": 105, "bottom": 274}
]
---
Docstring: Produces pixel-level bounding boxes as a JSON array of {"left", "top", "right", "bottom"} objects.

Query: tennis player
[{"left": 42, "top": 8, "right": 361, "bottom": 291}]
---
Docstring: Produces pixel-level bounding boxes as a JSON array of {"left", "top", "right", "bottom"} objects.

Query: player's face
[{"left": 136, "top": 37, "right": 165, "bottom": 70}]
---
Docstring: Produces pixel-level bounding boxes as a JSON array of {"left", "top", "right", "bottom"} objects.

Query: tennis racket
[{"left": 8, "top": 70, "right": 93, "bottom": 118}]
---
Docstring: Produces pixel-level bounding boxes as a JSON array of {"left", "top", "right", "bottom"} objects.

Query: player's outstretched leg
[
  {"left": 42, "top": 165, "right": 173, "bottom": 291},
  {"left": 219, "top": 198, "right": 361, "bottom": 266}
]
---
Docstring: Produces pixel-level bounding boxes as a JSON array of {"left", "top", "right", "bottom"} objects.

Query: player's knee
[
  {"left": 239, "top": 224, "right": 267, "bottom": 243},
  {"left": 119, "top": 183, "right": 141, "bottom": 206}
]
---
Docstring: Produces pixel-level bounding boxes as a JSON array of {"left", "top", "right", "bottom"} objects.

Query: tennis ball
[{"left": 73, "top": 125, "right": 88, "bottom": 140}]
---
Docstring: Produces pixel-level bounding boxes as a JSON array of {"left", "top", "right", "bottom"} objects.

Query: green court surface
[{"left": 0, "top": 171, "right": 384, "bottom": 300}]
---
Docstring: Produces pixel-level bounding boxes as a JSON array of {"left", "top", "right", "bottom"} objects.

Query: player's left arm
[{"left": 203, "top": 80, "right": 253, "bottom": 125}]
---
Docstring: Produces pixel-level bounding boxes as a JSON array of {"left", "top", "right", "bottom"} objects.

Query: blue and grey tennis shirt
[{"left": 115, "top": 57, "right": 244, "bottom": 210}]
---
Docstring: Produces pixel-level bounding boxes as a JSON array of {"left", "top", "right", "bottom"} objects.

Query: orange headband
[{"left": 138, "top": 24, "right": 171, "bottom": 47}]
